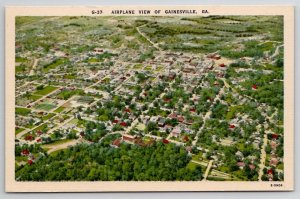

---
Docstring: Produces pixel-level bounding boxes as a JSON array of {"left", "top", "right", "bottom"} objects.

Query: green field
[
  {"left": 42, "top": 113, "right": 56, "bottom": 120},
  {"left": 54, "top": 106, "right": 65, "bottom": 113},
  {"left": 32, "top": 123, "right": 49, "bottom": 133},
  {"left": 43, "top": 58, "right": 68, "bottom": 72},
  {"left": 56, "top": 89, "right": 84, "bottom": 100},
  {"left": 34, "top": 85, "right": 57, "bottom": 96},
  {"left": 15, "top": 107, "right": 31, "bottom": 116},
  {"left": 15, "top": 127, "right": 25, "bottom": 135},
  {"left": 35, "top": 103, "right": 56, "bottom": 111},
  {"left": 15, "top": 57, "right": 28, "bottom": 62},
  {"left": 28, "top": 94, "right": 43, "bottom": 101},
  {"left": 77, "top": 96, "right": 94, "bottom": 104}
]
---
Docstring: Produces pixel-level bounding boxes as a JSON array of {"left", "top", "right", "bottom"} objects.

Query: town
[{"left": 15, "top": 15, "right": 284, "bottom": 181}]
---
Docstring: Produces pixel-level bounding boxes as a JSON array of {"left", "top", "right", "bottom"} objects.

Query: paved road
[
  {"left": 203, "top": 160, "right": 214, "bottom": 181},
  {"left": 136, "top": 25, "right": 162, "bottom": 51},
  {"left": 29, "top": 58, "right": 39, "bottom": 76},
  {"left": 258, "top": 133, "right": 268, "bottom": 181},
  {"left": 45, "top": 139, "right": 81, "bottom": 154}
]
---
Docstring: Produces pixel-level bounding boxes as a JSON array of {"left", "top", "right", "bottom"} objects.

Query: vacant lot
[
  {"left": 15, "top": 107, "right": 31, "bottom": 116},
  {"left": 35, "top": 103, "right": 56, "bottom": 111},
  {"left": 34, "top": 85, "right": 58, "bottom": 96}
]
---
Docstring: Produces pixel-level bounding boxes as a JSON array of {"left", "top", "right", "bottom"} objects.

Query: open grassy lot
[
  {"left": 76, "top": 96, "right": 94, "bottom": 104},
  {"left": 31, "top": 123, "right": 49, "bottom": 134},
  {"left": 28, "top": 94, "right": 43, "bottom": 101},
  {"left": 43, "top": 139, "right": 73, "bottom": 148},
  {"left": 42, "top": 113, "right": 56, "bottom": 120},
  {"left": 43, "top": 58, "right": 68, "bottom": 72},
  {"left": 56, "top": 89, "right": 84, "bottom": 100},
  {"left": 54, "top": 106, "right": 65, "bottom": 113},
  {"left": 15, "top": 127, "right": 25, "bottom": 135},
  {"left": 15, "top": 107, "right": 31, "bottom": 116},
  {"left": 34, "top": 85, "right": 58, "bottom": 96},
  {"left": 35, "top": 103, "right": 57, "bottom": 111}
]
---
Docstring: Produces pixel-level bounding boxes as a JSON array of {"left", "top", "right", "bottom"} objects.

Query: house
[
  {"left": 270, "top": 158, "right": 279, "bottom": 166},
  {"left": 272, "top": 133, "right": 279, "bottom": 140},
  {"left": 182, "top": 135, "right": 189, "bottom": 142},
  {"left": 111, "top": 138, "right": 122, "bottom": 148},
  {"left": 267, "top": 169, "right": 273, "bottom": 175},
  {"left": 122, "top": 134, "right": 136, "bottom": 143},
  {"left": 21, "top": 149, "right": 30, "bottom": 156},
  {"left": 158, "top": 118, "right": 166, "bottom": 127},
  {"left": 207, "top": 53, "right": 221, "bottom": 60},
  {"left": 235, "top": 151, "right": 244, "bottom": 159},
  {"left": 213, "top": 81, "right": 219, "bottom": 86},
  {"left": 93, "top": 48, "right": 104, "bottom": 54},
  {"left": 171, "top": 127, "right": 181, "bottom": 138},
  {"left": 168, "top": 112, "right": 177, "bottom": 119},
  {"left": 214, "top": 55, "right": 221, "bottom": 60},
  {"left": 120, "top": 76, "right": 126, "bottom": 81},
  {"left": 162, "top": 138, "right": 169, "bottom": 144},
  {"left": 229, "top": 124, "right": 236, "bottom": 129},
  {"left": 28, "top": 160, "right": 33, "bottom": 165},
  {"left": 36, "top": 130, "right": 43, "bottom": 136},
  {"left": 123, "top": 108, "right": 131, "bottom": 113},
  {"left": 25, "top": 135, "right": 34, "bottom": 141},
  {"left": 189, "top": 108, "right": 196, "bottom": 112},
  {"left": 112, "top": 119, "right": 119, "bottom": 124},
  {"left": 219, "top": 63, "right": 226, "bottom": 67},
  {"left": 252, "top": 84, "right": 258, "bottom": 90},
  {"left": 183, "top": 119, "right": 193, "bottom": 125},
  {"left": 248, "top": 164, "right": 256, "bottom": 170},
  {"left": 270, "top": 141, "right": 278, "bottom": 149},
  {"left": 164, "top": 124, "right": 173, "bottom": 131},
  {"left": 185, "top": 146, "right": 192, "bottom": 153},
  {"left": 120, "top": 122, "right": 127, "bottom": 127},
  {"left": 163, "top": 98, "right": 171, "bottom": 102},
  {"left": 237, "top": 161, "right": 245, "bottom": 168},
  {"left": 177, "top": 116, "right": 184, "bottom": 123},
  {"left": 168, "top": 72, "right": 176, "bottom": 80}
]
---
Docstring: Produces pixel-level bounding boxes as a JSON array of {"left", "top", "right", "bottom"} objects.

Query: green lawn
[
  {"left": 186, "top": 161, "right": 199, "bottom": 171},
  {"left": 24, "top": 123, "right": 35, "bottom": 129},
  {"left": 43, "top": 58, "right": 68, "bottom": 72},
  {"left": 54, "top": 106, "right": 65, "bottom": 113},
  {"left": 133, "top": 64, "right": 143, "bottom": 69},
  {"left": 77, "top": 96, "right": 94, "bottom": 104},
  {"left": 16, "top": 65, "right": 26, "bottom": 73},
  {"left": 64, "top": 74, "right": 76, "bottom": 79},
  {"left": 15, "top": 107, "right": 31, "bottom": 116},
  {"left": 32, "top": 123, "right": 48, "bottom": 133},
  {"left": 34, "top": 85, "right": 58, "bottom": 96},
  {"left": 69, "top": 118, "right": 79, "bottom": 124},
  {"left": 206, "top": 176, "right": 227, "bottom": 181},
  {"left": 35, "top": 103, "right": 57, "bottom": 111},
  {"left": 87, "top": 58, "right": 102, "bottom": 63},
  {"left": 56, "top": 89, "right": 83, "bottom": 100},
  {"left": 144, "top": 66, "right": 152, "bottom": 70},
  {"left": 192, "top": 151, "right": 204, "bottom": 161},
  {"left": 15, "top": 57, "right": 28, "bottom": 62},
  {"left": 102, "top": 78, "right": 110, "bottom": 84},
  {"left": 277, "top": 162, "right": 284, "bottom": 170},
  {"left": 28, "top": 94, "right": 43, "bottom": 101},
  {"left": 42, "top": 113, "right": 56, "bottom": 120},
  {"left": 15, "top": 127, "right": 25, "bottom": 135}
]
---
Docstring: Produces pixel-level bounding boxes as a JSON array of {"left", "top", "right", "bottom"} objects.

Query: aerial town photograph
[{"left": 14, "top": 15, "right": 284, "bottom": 182}]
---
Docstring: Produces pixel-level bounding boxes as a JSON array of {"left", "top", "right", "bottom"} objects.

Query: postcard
[{"left": 5, "top": 5, "right": 294, "bottom": 192}]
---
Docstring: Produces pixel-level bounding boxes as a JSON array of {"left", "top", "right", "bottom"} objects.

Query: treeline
[{"left": 16, "top": 142, "right": 202, "bottom": 181}]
